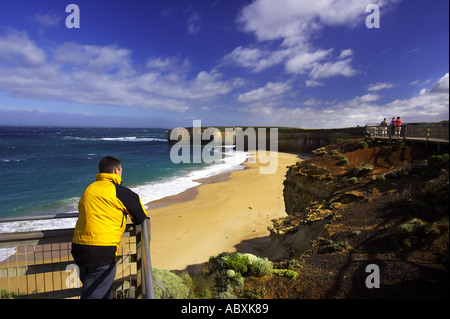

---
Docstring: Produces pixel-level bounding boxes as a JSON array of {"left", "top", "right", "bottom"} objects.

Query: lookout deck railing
[
  {"left": 365, "top": 123, "right": 449, "bottom": 147},
  {"left": 0, "top": 213, "right": 161, "bottom": 299}
]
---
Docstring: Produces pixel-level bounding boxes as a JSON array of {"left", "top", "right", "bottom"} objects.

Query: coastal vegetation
[
  {"left": 152, "top": 138, "right": 448, "bottom": 299},
  {"left": 152, "top": 252, "right": 301, "bottom": 299}
]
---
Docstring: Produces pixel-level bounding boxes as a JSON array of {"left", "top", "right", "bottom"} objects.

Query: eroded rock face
[
  {"left": 330, "top": 191, "right": 366, "bottom": 204},
  {"left": 258, "top": 163, "right": 338, "bottom": 260},
  {"left": 263, "top": 218, "right": 329, "bottom": 261},
  {"left": 283, "top": 163, "right": 337, "bottom": 216},
  {"left": 262, "top": 159, "right": 372, "bottom": 261}
]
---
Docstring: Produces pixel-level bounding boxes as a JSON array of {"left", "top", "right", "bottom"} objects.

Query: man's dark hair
[{"left": 99, "top": 156, "right": 121, "bottom": 173}]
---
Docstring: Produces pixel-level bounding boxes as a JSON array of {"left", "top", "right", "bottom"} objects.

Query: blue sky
[{"left": 0, "top": 0, "right": 448, "bottom": 128}]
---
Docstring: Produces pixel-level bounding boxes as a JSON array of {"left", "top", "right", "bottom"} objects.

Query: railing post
[
  {"left": 135, "top": 223, "right": 143, "bottom": 298},
  {"left": 140, "top": 217, "right": 155, "bottom": 299},
  {"left": 388, "top": 124, "right": 392, "bottom": 145}
]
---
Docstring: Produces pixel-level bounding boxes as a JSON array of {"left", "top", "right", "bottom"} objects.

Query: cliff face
[
  {"left": 260, "top": 139, "right": 447, "bottom": 262},
  {"left": 262, "top": 163, "right": 340, "bottom": 260},
  {"left": 283, "top": 163, "right": 337, "bottom": 215},
  {"left": 277, "top": 128, "right": 364, "bottom": 153},
  {"left": 167, "top": 127, "right": 365, "bottom": 153}
]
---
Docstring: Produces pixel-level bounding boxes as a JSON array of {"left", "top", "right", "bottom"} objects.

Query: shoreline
[
  {"left": 146, "top": 151, "right": 305, "bottom": 272},
  {"left": 146, "top": 170, "right": 233, "bottom": 210}
]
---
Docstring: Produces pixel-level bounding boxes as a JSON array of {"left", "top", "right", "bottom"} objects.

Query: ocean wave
[
  {"left": 100, "top": 137, "right": 167, "bottom": 142},
  {"left": 131, "top": 149, "right": 249, "bottom": 204},
  {"left": 64, "top": 136, "right": 167, "bottom": 142},
  {"left": 1, "top": 157, "right": 27, "bottom": 163}
]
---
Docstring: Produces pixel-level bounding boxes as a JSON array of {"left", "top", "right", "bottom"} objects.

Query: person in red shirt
[{"left": 394, "top": 116, "right": 402, "bottom": 137}]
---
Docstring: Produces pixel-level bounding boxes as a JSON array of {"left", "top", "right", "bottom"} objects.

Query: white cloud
[
  {"left": 33, "top": 11, "right": 62, "bottom": 27},
  {"left": 145, "top": 56, "right": 191, "bottom": 74},
  {"left": 410, "top": 79, "right": 431, "bottom": 86},
  {"left": 356, "top": 93, "right": 380, "bottom": 103},
  {"left": 429, "top": 73, "right": 449, "bottom": 94},
  {"left": 53, "top": 42, "right": 133, "bottom": 74},
  {"left": 305, "top": 80, "right": 324, "bottom": 88},
  {"left": 0, "top": 30, "right": 244, "bottom": 113},
  {"left": 0, "top": 30, "right": 46, "bottom": 67},
  {"left": 303, "top": 98, "right": 323, "bottom": 106},
  {"left": 309, "top": 58, "right": 356, "bottom": 79},
  {"left": 368, "top": 82, "right": 394, "bottom": 91},
  {"left": 228, "top": 0, "right": 395, "bottom": 80},
  {"left": 240, "top": 73, "right": 449, "bottom": 128},
  {"left": 146, "top": 57, "right": 176, "bottom": 70},
  {"left": 237, "top": 0, "right": 396, "bottom": 44},
  {"left": 237, "top": 82, "right": 291, "bottom": 103},
  {"left": 187, "top": 11, "right": 202, "bottom": 34},
  {"left": 285, "top": 49, "right": 331, "bottom": 74},
  {"left": 338, "top": 49, "right": 353, "bottom": 59},
  {"left": 224, "top": 46, "right": 288, "bottom": 73}
]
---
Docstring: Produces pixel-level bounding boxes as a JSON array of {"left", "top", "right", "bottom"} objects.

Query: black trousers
[{"left": 78, "top": 262, "right": 117, "bottom": 299}]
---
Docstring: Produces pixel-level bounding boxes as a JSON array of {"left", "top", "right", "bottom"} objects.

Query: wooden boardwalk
[{"left": 365, "top": 123, "right": 449, "bottom": 147}]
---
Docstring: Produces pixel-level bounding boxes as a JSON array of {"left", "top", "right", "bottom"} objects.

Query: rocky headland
[{"left": 249, "top": 139, "right": 449, "bottom": 298}]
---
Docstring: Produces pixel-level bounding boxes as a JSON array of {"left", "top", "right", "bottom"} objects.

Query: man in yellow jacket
[{"left": 71, "top": 156, "right": 148, "bottom": 299}]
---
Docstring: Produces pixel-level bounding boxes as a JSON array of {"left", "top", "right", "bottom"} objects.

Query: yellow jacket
[{"left": 72, "top": 173, "right": 147, "bottom": 267}]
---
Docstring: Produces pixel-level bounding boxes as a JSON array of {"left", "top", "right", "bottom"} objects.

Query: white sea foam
[
  {"left": 131, "top": 149, "right": 249, "bottom": 204},
  {"left": 64, "top": 136, "right": 167, "bottom": 142}
]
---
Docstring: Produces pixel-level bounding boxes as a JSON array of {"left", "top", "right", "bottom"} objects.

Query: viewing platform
[{"left": 365, "top": 122, "right": 449, "bottom": 149}]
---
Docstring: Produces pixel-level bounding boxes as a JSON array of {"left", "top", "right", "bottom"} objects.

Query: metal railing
[
  {"left": 365, "top": 123, "right": 449, "bottom": 146},
  {"left": 0, "top": 213, "right": 160, "bottom": 299}
]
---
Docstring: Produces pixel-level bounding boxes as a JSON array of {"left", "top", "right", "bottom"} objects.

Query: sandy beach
[{"left": 147, "top": 151, "right": 303, "bottom": 272}]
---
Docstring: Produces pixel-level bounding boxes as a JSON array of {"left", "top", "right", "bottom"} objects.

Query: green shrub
[
  {"left": 392, "top": 218, "right": 440, "bottom": 248},
  {"left": 218, "top": 291, "right": 237, "bottom": 299},
  {"left": 330, "top": 150, "right": 349, "bottom": 166},
  {"left": 287, "top": 258, "right": 302, "bottom": 269},
  {"left": 427, "top": 154, "right": 449, "bottom": 176},
  {"left": 241, "top": 285, "right": 267, "bottom": 299},
  {"left": 205, "top": 252, "right": 275, "bottom": 298},
  {"left": 271, "top": 269, "right": 299, "bottom": 280},
  {"left": 208, "top": 252, "right": 273, "bottom": 277},
  {"left": 349, "top": 162, "right": 373, "bottom": 177},
  {"left": 356, "top": 141, "right": 368, "bottom": 150},
  {"left": 152, "top": 268, "right": 190, "bottom": 299},
  {"left": 224, "top": 253, "right": 250, "bottom": 274},
  {"left": 331, "top": 150, "right": 340, "bottom": 158},
  {"left": 339, "top": 156, "right": 349, "bottom": 166},
  {"left": 1, "top": 289, "right": 25, "bottom": 299},
  {"left": 327, "top": 240, "right": 350, "bottom": 252},
  {"left": 207, "top": 252, "right": 232, "bottom": 273},
  {"left": 313, "top": 149, "right": 328, "bottom": 157},
  {"left": 179, "top": 271, "right": 213, "bottom": 299},
  {"left": 245, "top": 254, "right": 273, "bottom": 277},
  {"left": 385, "top": 167, "right": 409, "bottom": 179}
]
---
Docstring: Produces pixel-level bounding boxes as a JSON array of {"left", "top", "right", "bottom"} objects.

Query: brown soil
[{"left": 243, "top": 139, "right": 449, "bottom": 299}]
